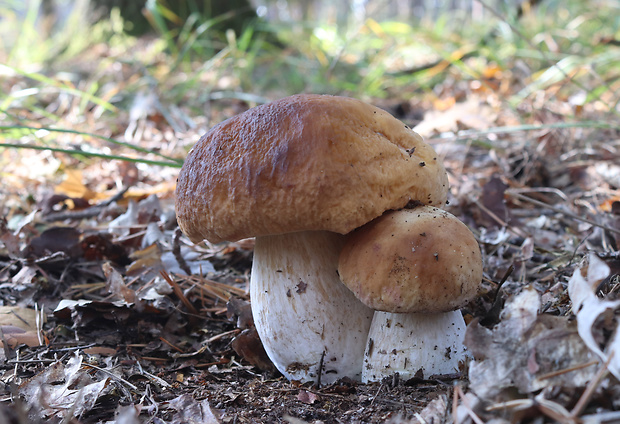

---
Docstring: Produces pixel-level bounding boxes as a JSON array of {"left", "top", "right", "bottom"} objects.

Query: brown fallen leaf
[
  {"left": 297, "top": 389, "right": 319, "bottom": 404},
  {"left": 103, "top": 262, "right": 137, "bottom": 305},
  {"left": 22, "top": 226, "right": 82, "bottom": 260},
  {"left": 54, "top": 169, "right": 101, "bottom": 201},
  {"left": 83, "top": 346, "right": 118, "bottom": 356},
  {"left": 477, "top": 175, "right": 511, "bottom": 228},
  {"left": 0, "top": 325, "right": 41, "bottom": 348},
  {"left": 226, "top": 297, "right": 253, "bottom": 330},
  {"left": 0, "top": 306, "right": 44, "bottom": 348},
  {"left": 414, "top": 97, "right": 497, "bottom": 137},
  {"left": 232, "top": 328, "right": 276, "bottom": 372}
]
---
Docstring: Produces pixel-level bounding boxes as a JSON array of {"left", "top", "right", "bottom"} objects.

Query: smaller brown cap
[{"left": 338, "top": 206, "right": 482, "bottom": 313}]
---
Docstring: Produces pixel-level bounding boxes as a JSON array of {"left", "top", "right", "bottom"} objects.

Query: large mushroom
[
  {"left": 175, "top": 94, "right": 449, "bottom": 383},
  {"left": 338, "top": 206, "right": 483, "bottom": 382}
]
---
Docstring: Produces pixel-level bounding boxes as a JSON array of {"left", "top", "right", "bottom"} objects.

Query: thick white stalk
[
  {"left": 362, "top": 310, "right": 468, "bottom": 383},
  {"left": 251, "top": 231, "right": 374, "bottom": 384}
]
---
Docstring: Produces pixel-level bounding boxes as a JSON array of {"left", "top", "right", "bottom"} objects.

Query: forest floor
[{"left": 1, "top": 3, "right": 620, "bottom": 423}]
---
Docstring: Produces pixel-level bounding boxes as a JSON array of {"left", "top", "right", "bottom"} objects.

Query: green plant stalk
[
  {"left": 0, "top": 125, "right": 183, "bottom": 164},
  {"left": 7, "top": 0, "right": 40, "bottom": 65},
  {"left": 0, "top": 143, "right": 182, "bottom": 168},
  {"left": 1, "top": 65, "right": 117, "bottom": 113},
  {"left": 435, "top": 121, "right": 620, "bottom": 141},
  {"left": 145, "top": 0, "right": 179, "bottom": 56}
]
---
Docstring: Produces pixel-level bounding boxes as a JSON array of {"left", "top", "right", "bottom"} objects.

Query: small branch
[
  {"left": 316, "top": 350, "right": 326, "bottom": 388},
  {"left": 507, "top": 191, "right": 620, "bottom": 235},
  {"left": 173, "top": 228, "right": 192, "bottom": 275},
  {"left": 160, "top": 271, "right": 199, "bottom": 315},
  {"left": 43, "top": 186, "right": 129, "bottom": 222},
  {"left": 82, "top": 362, "right": 138, "bottom": 391},
  {"left": 570, "top": 352, "right": 614, "bottom": 419}
]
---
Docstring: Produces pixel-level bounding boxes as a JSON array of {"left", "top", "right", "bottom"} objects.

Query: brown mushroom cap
[
  {"left": 175, "top": 94, "right": 449, "bottom": 243},
  {"left": 338, "top": 207, "right": 483, "bottom": 313}
]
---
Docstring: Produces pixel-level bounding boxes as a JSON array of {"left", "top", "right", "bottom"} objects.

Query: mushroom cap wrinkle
[
  {"left": 338, "top": 207, "right": 483, "bottom": 314},
  {"left": 175, "top": 94, "right": 448, "bottom": 244}
]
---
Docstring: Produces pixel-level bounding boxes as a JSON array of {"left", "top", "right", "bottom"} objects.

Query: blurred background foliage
[
  {"left": 2, "top": 0, "right": 619, "bottom": 101},
  {"left": 0, "top": 0, "right": 619, "bottom": 166}
]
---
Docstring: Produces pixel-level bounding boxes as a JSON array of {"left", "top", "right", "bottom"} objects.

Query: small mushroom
[
  {"left": 175, "top": 94, "right": 449, "bottom": 383},
  {"left": 338, "top": 206, "right": 483, "bottom": 382}
]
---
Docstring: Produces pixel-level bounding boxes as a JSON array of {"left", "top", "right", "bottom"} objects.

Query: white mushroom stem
[
  {"left": 251, "top": 231, "right": 374, "bottom": 384},
  {"left": 362, "top": 310, "right": 468, "bottom": 383}
]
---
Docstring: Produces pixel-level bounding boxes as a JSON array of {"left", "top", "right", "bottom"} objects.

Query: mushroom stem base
[
  {"left": 251, "top": 231, "right": 374, "bottom": 384},
  {"left": 362, "top": 310, "right": 468, "bottom": 383}
]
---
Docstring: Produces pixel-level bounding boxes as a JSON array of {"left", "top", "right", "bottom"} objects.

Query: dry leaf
[
  {"left": 22, "top": 226, "right": 82, "bottom": 260},
  {"left": 168, "top": 394, "right": 221, "bottom": 424},
  {"left": 414, "top": 98, "right": 496, "bottom": 137},
  {"left": 19, "top": 353, "right": 110, "bottom": 421},
  {"left": 567, "top": 253, "right": 620, "bottom": 380},
  {"left": 54, "top": 169, "right": 100, "bottom": 201},
  {"left": 466, "top": 287, "right": 596, "bottom": 400},
  {"left": 412, "top": 394, "right": 448, "bottom": 424},
  {"left": 297, "top": 390, "right": 319, "bottom": 404},
  {"left": 232, "top": 328, "right": 275, "bottom": 372},
  {"left": 103, "top": 262, "right": 137, "bottom": 304},
  {"left": 0, "top": 306, "right": 44, "bottom": 348}
]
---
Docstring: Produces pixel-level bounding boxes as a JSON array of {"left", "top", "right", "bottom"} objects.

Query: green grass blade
[
  {"left": 436, "top": 121, "right": 620, "bottom": 141},
  {"left": 0, "top": 125, "right": 184, "bottom": 165},
  {"left": 1, "top": 64, "right": 117, "bottom": 113},
  {"left": 0, "top": 143, "right": 183, "bottom": 168}
]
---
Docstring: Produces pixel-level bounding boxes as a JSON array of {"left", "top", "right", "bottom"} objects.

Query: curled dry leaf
[
  {"left": 466, "top": 287, "right": 596, "bottom": 400},
  {"left": 167, "top": 394, "right": 221, "bottom": 424},
  {"left": 19, "top": 353, "right": 110, "bottom": 421},
  {"left": 226, "top": 297, "right": 254, "bottom": 330},
  {"left": 232, "top": 328, "right": 276, "bottom": 372},
  {"left": 103, "top": 262, "right": 137, "bottom": 305},
  {"left": 567, "top": 253, "right": 620, "bottom": 380}
]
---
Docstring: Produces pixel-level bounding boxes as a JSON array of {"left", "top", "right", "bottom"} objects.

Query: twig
[
  {"left": 0, "top": 328, "right": 13, "bottom": 360},
  {"left": 43, "top": 186, "right": 129, "bottom": 222},
  {"left": 47, "top": 343, "right": 98, "bottom": 352},
  {"left": 369, "top": 383, "right": 384, "bottom": 407},
  {"left": 35, "top": 303, "right": 44, "bottom": 346},
  {"left": 473, "top": 199, "right": 530, "bottom": 239},
  {"left": 316, "top": 349, "right": 325, "bottom": 388},
  {"left": 173, "top": 228, "right": 192, "bottom": 275},
  {"left": 7, "top": 359, "right": 56, "bottom": 364},
  {"left": 160, "top": 271, "right": 199, "bottom": 315},
  {"left": 159, "top": 337, "right": 185, "bottom": 353},
  {"left": 136, "top": 364, "right": 172, "bottom": 388},
  {"left": 82, "top": 362, "right": 139, "bottom": 391},
  {"left": 486, "top": 398, "right": 573, "bottom": 423},
  {"left": 507, "top": 191, "right": 620, "bottom": 235},
  {"left": 452, "top": 384, "right": 459, "bottom": 424},
  {"left": 456, "top": 385, "right": 484, "bottom": 424},
  {"left": 570, "top": 352, "right": 614, "bottom": 419},
  {"left": 537, "top": 360, "right": 598, "bottom": 380},
  {"left": 205, "top": 329, "right": 240, "bottom": 343}
]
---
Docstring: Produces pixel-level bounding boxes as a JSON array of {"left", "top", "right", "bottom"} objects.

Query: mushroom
[
  {"left": 175, "top": 94, "right": 449, "bottom": 383},
  {"left": 338, "top": 206, "right": 483, "bottom": 382}
]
